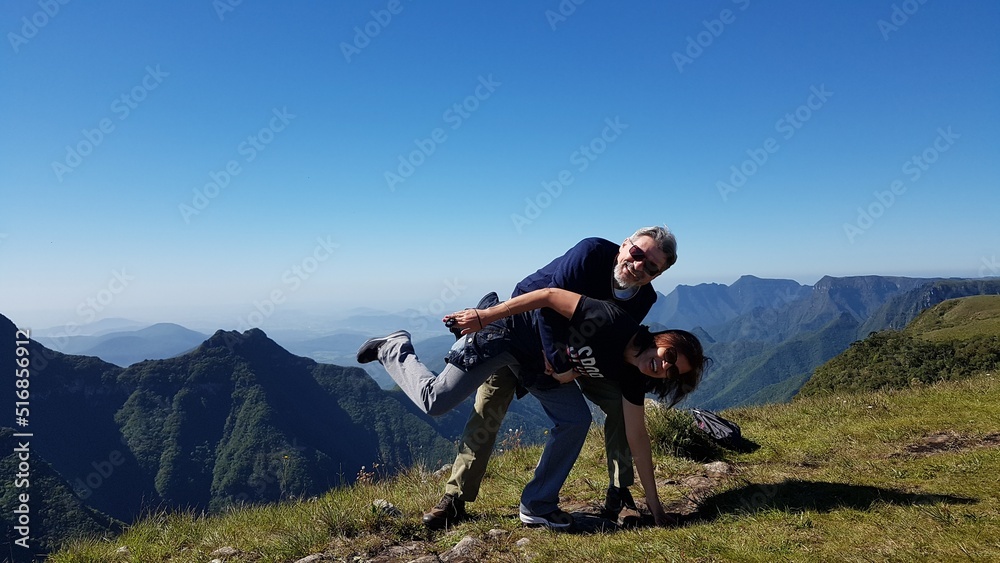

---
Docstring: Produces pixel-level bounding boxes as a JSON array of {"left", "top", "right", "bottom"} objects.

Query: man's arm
[
  {"left": 444, "top": 288, "right": 581, "bottom": 334},
  {"left": 622, "top": 399, "right": 669, "bottom": 526}
]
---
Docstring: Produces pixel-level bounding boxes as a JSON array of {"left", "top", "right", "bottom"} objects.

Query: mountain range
[
  {"left": 22, "top": 274, "right": 1000, "bottom": 415},
  {"left": 0, "top": 313, "right": 465, "bottom": 556},
  {"left": 647, "top": 275, "right": 1000, "bottom": 409},
  {"left": 3, "top": 274, "right": 1000, "bottom": 557}
]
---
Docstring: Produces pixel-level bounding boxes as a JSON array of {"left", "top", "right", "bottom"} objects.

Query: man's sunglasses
[{"left": 627, "top": 241, "right": 663, "bottom": 277}]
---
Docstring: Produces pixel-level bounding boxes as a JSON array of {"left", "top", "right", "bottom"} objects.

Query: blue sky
[{"left": 1, "top": 0, "right": 998, "bottom": 330}]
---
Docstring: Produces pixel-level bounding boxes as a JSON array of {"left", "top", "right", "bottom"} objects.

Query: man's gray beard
[{"left": 613, "top": 263, "right": 638, "bottom": 289}]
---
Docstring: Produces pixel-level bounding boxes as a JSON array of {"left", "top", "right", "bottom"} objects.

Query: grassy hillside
[
  {"left": 903, "top": 294, "right": 1000, "bottom": 342},
  {"left": 799, "top": 296, "right": 1000, "bottom": 398},
  {"left": 50, "top": 373, "right": 1000, "bottom": 562}
]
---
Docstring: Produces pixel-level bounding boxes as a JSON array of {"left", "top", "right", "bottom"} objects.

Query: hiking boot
[
  {"left": 519, "top": 507, "right": 574, "bottom": 530},
  {"left": 422, "top": 494, "right": 467, "bottom": 530},
  {"left": 356, "top": 330, "right": 410, "bottom": 364},
  {"left": 603, "top": 486, "right": 637, "bottom": 520}
]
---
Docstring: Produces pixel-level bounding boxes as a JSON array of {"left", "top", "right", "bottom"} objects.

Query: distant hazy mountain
[
  {"left": 36, "top": 323, "right": 209, "bottom": 367},
  {"left": 648, "top": 275, "right": 811, "bottom": 332},
  {"left": 281, "top": 330, "right": 373, "bottom": 358},
  {"left": 279, "top": 330, "right": 454, "bottom": 389},
  {"left": 32, "top": 317, "right": 147, "bottom": 337},
  {"left": 329, "top": 311, "right": 433, "bottom": 335}
]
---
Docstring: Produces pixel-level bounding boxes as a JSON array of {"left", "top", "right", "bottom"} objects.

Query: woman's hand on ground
[{"left": 649, "top": 500, "right": 676, "bottom": 527}]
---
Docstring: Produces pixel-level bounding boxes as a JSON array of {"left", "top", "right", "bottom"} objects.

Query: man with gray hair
[{"left": 423, "top": 226, "right": 677, "bottom": 529}]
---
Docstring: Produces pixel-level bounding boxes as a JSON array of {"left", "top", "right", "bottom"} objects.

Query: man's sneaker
[
  {"left": 519, "top": 507, "right": 574, "bottom": 530},
  {"left": 356, "top": 330, "right": 410, "bottom": 364},
  {"left": 422, "top": 493, "right": 466, "bottom": 530},
  {"left": 603, "top": 486, "right": 637, "bottom": 520}
]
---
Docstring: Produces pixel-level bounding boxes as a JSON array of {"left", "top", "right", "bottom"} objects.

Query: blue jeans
[{"left": 519, "top": 380, "right": 592, "bottom": 516}]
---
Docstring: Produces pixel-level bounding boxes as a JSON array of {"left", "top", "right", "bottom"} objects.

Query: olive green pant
[{"left": 444, "top": 368, "right": 633, "bottom": 502}]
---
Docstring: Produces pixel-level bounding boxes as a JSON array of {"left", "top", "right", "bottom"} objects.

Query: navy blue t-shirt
[{"left": 511, "top": 238, "right": 656, "bottom": 382}]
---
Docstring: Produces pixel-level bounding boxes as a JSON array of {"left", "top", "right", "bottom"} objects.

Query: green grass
[
  {"left": 51, "top": 373, "right": 1000, "bottom": 562},
  {"left": 906, "top": 295, "right": 1000, "bottom": 342}
]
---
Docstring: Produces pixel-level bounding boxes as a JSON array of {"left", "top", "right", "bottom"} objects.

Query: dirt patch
[
  {"left": 656, "top": 461, "right": 737, "bottom": 524},
  {"left": 893, "top": 431, "right": 1000, "bottom": 458}
]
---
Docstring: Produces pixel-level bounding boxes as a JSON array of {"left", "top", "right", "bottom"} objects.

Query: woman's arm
[
  {"left": 444, "top": 287, "right": 582, "bottom": 334},
  {"left": 622, "top": 399, "right": 670, "bottom": 526}
]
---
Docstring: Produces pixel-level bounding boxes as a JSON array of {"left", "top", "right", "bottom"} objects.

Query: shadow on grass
[
  {"left": 719, "top": 436, "right": 761, "bottom": 455},
  {"left": 668, "top": 436, "right": 762, "bottom": 463},
  {"left": 689, "top": 479, "right": 976, "bottom": 523},
  {"left": 447, "top": 478, "right": 975, "bottom": 535}
]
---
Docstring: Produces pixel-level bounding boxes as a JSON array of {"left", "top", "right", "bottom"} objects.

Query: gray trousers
[{"left": 378, "top": 333, "right": 520, "bottom": 417}]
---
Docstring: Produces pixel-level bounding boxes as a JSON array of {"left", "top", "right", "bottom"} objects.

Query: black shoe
[
  {"left": 356, "top": 330, "right": 410, "bottom": 364},
  {"left": 422, "top": 493, "right": 467, "bottom": 530},
  {"left": 603, "top": 486, "right": 637, "bottom": 520},
  {"left": 519, "top": 507, "right": 574, "bottom": 530},
  {"left": 445, "top": 318, "right": 463, "bottom": 340}
]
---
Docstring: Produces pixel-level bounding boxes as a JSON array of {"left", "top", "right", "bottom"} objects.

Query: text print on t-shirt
[{"left": 566, "top": 345, "right": 605, "bottom": 378}]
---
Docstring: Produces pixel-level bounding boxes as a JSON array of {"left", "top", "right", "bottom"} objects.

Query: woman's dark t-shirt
[{"left": 555, "top": 296, "right": 648, "bottom": 406}]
